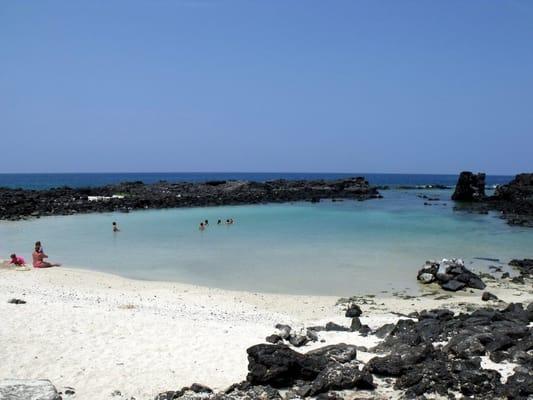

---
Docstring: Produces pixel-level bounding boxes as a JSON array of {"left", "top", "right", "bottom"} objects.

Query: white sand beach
[{"left": 1, "top": 265, "right": 531, "bottom": 400}]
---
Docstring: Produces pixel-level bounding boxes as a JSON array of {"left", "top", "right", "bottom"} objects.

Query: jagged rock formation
[
  {"left": 0, "top": 177, "right": 381, "bottom": 221},
  {"left": 489, "top": 173, "right": 533, "bottom": 226},
  {"left": 452, "top": 172, "right": 533, "bottom": 227},
  {"left": 451, "top": 171, "right": 486, "bottom": 201},
  {"left": 367, "top": 302, "right": 533, "bottom": 399}
]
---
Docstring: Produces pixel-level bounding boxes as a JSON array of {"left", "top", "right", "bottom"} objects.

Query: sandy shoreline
[{"left": 1, "top": 265, "right": 531, "bottom": 399}]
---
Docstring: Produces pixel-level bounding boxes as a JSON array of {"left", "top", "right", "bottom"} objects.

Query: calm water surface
[{"left": 1, "top": 189, "right": 531, "bottom": 296}]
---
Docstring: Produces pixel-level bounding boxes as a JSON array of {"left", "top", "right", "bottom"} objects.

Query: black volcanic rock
[
  {"left": 150, "top": 300, "right": 533, "bottom": 400},
  {"left": 493, "top": 173, "right": 533, "bottom": 202},
  {"left": 344, "top": 304, "right": 362, "bottom": 318},
  {"left": 452, "top": 171, "right": 486, "bottom": 202},
  {"left": 509, "top": 259, "right": 533, "bottom": 280},
  {"left": 246, "top": 344, "right": 327, "bottom": 387},
  {"left": 0, "top": 177, "right": 381, "bottom": 221},
  {"left": 487, "top": 173, "right": 533, "bottom": 227},
  {"left": 417, "top": 259, "right": 485, "bottom": 291},
  {"left": 367, "top": 302, "right": 533, "bottom": 398},
  {"left": 452, "top": 173, "right": 533, "bottom": 227}
]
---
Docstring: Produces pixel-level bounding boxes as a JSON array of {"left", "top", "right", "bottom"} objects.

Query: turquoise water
[{"left": 1, "top": 189, "right": 531, "bottom": 296}]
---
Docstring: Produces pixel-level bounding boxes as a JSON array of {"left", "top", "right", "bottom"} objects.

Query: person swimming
[
  {"left": 217, "top": 219, "right": 222, "bottom": 225},
  {"left": 199, "top": 222, "right": 205, "bottom": 231},
  {"left": 112, "top": 221, "right": 120, "bottom": 232},
  {"left": 204, "top": 219, "right": 209, "bottom": 226},
  {"left": 32, "top": 241, "right": 61, "bottom": 268}
]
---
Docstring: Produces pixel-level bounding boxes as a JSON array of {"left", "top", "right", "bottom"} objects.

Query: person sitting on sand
[
  {"left": 9, "top": 254, "right": 26, "bottom": 266},
  {"left": 32, "top": 242, "right": 61, "bottom": 268},
  {"left": 112, "top": 221, "right": 120, "bottom": 232}
]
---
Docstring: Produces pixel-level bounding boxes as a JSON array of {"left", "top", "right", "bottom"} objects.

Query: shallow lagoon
[{"left": 1, "top": 189, "right": 531, "bottom": 296}]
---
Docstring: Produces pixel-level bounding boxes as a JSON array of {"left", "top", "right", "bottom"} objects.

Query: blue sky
[{"left": 1, "top": 1, "right": 532, "bottom": 174}]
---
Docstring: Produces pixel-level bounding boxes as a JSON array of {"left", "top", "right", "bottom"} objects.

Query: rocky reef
[
  {"left": 489, "top": 173, "right": 533, "bottom": 226},
  {"left": 452, "top": 172, "right": 533, "bottom": 227},
  {"left": 0, "top": 177, "right": 381, "bottom": 221}
]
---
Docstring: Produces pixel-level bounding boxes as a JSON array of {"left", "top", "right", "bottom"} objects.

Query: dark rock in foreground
[
  {"left": 0, "top": 177, "right": 382, "bottom": 221},
  {"left": 368, "top": 302, "right": 533, "bottom": 399},
  {"left": 246, "top": 343, "right": 373, "bottom": 397},
  {"left": 246, "top": 344, "right": 328, "bottom": 387},
  {"left": 452, "top": 171, "right": 486, "bottom": 202},
  {"left": 7, "top": 298, "right": 26, "bottom": 304},
  {"left": 417, "top": 258, "right": 486, "bottom": 291},
  {"left": 482, "top": 291, "right": 499, "bottom": 301},
  {"left": 155, "top": 382, "right": 282, "bottom": 399}
]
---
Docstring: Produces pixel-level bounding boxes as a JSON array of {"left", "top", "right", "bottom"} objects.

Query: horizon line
[{"left": 0, "top": 170, "right": 518, "bottom": 177}]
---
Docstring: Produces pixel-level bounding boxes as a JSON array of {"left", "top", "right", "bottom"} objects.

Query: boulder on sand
[{"left": 417, "top": 259, "right": 486, "bottom": 291}]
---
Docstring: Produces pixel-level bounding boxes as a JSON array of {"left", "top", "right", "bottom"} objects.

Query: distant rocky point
[
  {"left": 452, "top": 171, "right": 533, "bottom": 227},
  {"left": 0, "top": 177, "right": 382, "bottom": 221}
]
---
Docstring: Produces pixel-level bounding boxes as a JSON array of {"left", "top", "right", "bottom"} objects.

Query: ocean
[
  {"left": 0, "top": 172, "right": 513, "bottom": 190},
  {"left": 0, "top": 173, "right": 530, "bottom": 296}
]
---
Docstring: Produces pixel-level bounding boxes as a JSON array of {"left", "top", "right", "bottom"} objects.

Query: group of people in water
[
  {"left": 4, "top": 218, "right": 233, "bottom": 268},
  {"left": 199, "top": 218, "right": 235, "bottom": 231},
  {"left": 6, "top": 241, "right": 61, "bottom": 269}
]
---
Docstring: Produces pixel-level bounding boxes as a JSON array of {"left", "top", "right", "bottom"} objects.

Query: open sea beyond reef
[{"left": 1, "top": 172, "right": 530, "bottom": 296}]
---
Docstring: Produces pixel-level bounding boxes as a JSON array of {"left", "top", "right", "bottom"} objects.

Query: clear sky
[{"left": 1, "top": 1, "right": 532, "bottom": 175}]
